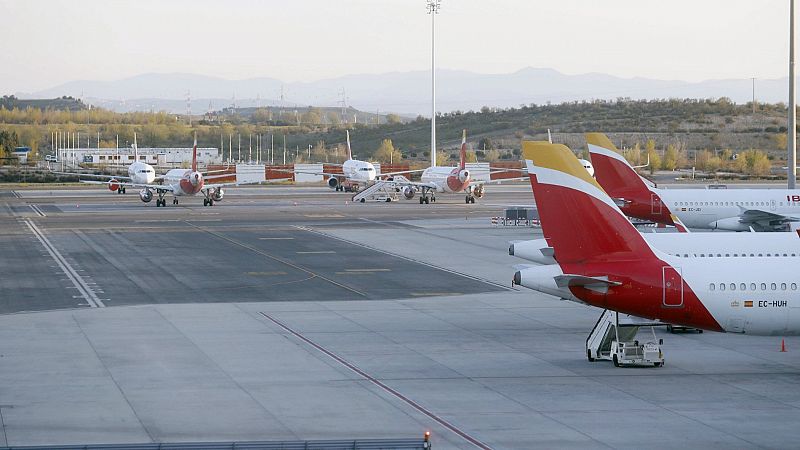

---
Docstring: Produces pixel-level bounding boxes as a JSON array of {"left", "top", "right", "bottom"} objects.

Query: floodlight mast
[
  {"left": 790, "top": 0, "right": 797, "bottom": 188},
  {"left": 427, "top": 0, "right": 440, "bottom": 167}
]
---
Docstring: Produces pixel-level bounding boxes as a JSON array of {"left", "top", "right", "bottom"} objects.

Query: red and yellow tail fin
[{"left": 523, "top": 141, "right": 656, "bottom": 264}]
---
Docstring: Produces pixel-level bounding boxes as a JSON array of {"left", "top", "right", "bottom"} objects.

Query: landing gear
[
  {"left": 155, "top": 192, "right": 166, "bottom": 207},
  {"left": 465, "top": 195, "right": 476, "bottom": 204},
  {"left": 418, "top": 189, "right": 435, "bottom": 204},
  {"left": 117, "top": 187, "right": 126, "bottom": 194},
  {"left": 203, "top": 198, "right": 215, "bottom": 207},
  {"left": 173, "top": 198, "right": 179, "bottom": 205}
]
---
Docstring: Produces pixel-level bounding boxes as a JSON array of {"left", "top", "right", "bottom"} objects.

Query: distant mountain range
[{"left": 17, "top": 68, "right": 792, "bottom": 115}]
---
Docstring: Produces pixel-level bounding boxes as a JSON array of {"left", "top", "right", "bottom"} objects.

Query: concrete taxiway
[{"left": 0, "top": 185, "right": 798, "bottom": 449}]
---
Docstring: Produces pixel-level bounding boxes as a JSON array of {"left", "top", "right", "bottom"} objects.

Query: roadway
[{"left": 0, "top": 184, "right": 797, "bottom": 449}]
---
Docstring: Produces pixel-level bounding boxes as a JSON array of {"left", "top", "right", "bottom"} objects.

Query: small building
[{"left": 13, "top": 146, "right": 31, "bottom": 164}]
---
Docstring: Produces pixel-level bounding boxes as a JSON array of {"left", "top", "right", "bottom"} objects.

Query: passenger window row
[
  {"left": 674, "top": 201, "right": 780, "bottom": 207},
  {"left": 709, "top": 282, "right": 797, "bottom": 291}
]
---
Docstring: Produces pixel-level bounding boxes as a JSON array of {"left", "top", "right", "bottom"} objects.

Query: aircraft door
[
  {"left": 662, "top": 266, "right": 684, "bottom": 307},
  {"left": 651, "top": 193, "right": 662, "bottom": 215},
  {"left": 771, "top": 199, "right": 777, "bottom": 211}
]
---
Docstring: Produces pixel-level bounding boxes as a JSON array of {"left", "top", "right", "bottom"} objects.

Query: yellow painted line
[
  {"left": 344, "top": 269, "right": 391, "bottom": 272},
  {"left": 409, "top": 292, "right": 462, "bottom": 297},
  {"left": 259, "top": 237, "right": 295, "bottom": 240},
  {"left": 246, "top": 271, "right": 288, "bottom": 276},
  {"left": 296, "top": 251, "right": 336, "bottom": 254}
]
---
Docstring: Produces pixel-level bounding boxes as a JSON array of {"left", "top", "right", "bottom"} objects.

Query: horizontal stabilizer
[{"left": 554, "top": 274, "right": 621, "bottom": 294}]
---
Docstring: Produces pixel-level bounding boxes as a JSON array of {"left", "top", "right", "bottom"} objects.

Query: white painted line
[
  {"left": 258, "top": 237, "right": 295, "bottom": 240},
  {"left": 29, "top": 204, "right": 46, "bottom": 217},
  {"left": 295, "top": 251, "right": 336, "bottom": 254},
  {"left": 23, "top": 219, "right": 105, "bottom": 308},
  {"left": 135, "top": 219, "right": 180, "bottom": 223}
]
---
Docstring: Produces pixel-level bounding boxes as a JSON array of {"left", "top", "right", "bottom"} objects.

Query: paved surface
[{"left": 0, "top": 184, "right": 798, "bottom": 449}]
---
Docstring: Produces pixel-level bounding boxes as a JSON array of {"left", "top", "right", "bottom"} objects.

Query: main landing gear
[
  {"left": 418, "top": 188, "right": 436, "bottom": 204},
  {"left": 117, "top": 187, "right": 126, "bottom": 194},
  {"left": 155, "top": 192, "right": 168, "bottom": 207},
  {"left": 203, "top": 198, "right": 215, "bottom": 207},
  {"left": 465, "top": 194, "right": 476, "bottom": 204}
]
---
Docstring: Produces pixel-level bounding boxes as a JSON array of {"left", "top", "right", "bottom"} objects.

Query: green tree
[
  {"left": 663, "top": 145, "right": 678, "bottom": 171},
  {"left": 478, "top": 137, "right": 495, "bottom": 151},
  {"left": 647, "top": 149, "right": 661, "bottom": 175},
  {"left": 465, "top": 150, "right": 478, "bottom": 163},
  {"left": 375, "top": 139, "right": 402, "bottom": 163},
  {"left": 484, "top": 149, "right": 500, "bottom": 161},
  {"left": 435, "top": 151, "right": 449, "bottom": 166},
  {"left": 386, "top": 113, "right": 402, "bottom": 124},
  {"left": 622, "top": 142, "right": 642, "bottom": 166}
]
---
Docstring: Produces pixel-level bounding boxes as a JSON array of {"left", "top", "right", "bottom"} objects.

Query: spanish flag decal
[{"left": 744, "top": 300, "right": 754, "bottom": 308}]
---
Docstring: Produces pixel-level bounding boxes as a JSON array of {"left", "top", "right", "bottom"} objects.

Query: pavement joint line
[
  {"left": 294, "top": 225, "right": 515, "bottom": 292},
  {"left": 259, "top": 312, "right": 494, "bottom": 450},
  {"left": 22, "top": 219, "right": 105, "bottom": 308},
  {"left": 183, "top": 221, "right": 368, "bottom": 298}
]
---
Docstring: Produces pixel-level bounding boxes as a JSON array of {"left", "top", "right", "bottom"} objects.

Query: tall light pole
[
  {"left": 427, "top": 0, "right": 440, "bottom": 167},
  {"left": 790, "top": 0, "right": 797, "bottom": 189}
]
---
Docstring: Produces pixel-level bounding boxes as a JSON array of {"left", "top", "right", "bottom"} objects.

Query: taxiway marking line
[
  {"left": 259, "top": 312, "right": 493, "bottom": 450},
  {"left": 185, "top": 222, "right": 367, "bottom": 298},
  {"left": 295, "top": 250, "right": 336, "bottom": 254},
  {"left": 258, "top": 237, "right": 295, "bottom": 240},
  {"left": 29, "top": 204, "right": 46, "bottom": 217},
  {"left": 295, "top": 225, "right": 514, "bottom": 292},
  {"left": 23, "top": 219, "right": 104, "bottom": 308}
]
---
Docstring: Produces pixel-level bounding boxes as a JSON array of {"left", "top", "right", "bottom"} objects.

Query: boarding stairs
[
  {"left": 586, "top": 309, "right": 665, "bottom": 361},
  {"left": 351, "top": 180, "right": 399, "bottom": 203}
]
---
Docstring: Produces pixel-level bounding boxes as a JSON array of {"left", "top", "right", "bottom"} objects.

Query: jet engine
[
  {"left": 327, "top": 177, "right": 340, "bottom": 189},
  {"left": 212, "top": 188, "right": 224, "bottom": 202},
  {"left": 473, "top": 184, "right": 485, "bottom": 198},
  {"left": 458, "top": 169, "right": 470, "bottom": 183},
  {"left": 402, "top": 186, "right": 416, "bottom": 199},
  {"left": 709, "top": 217, "right": 750, "bottom": 232},
  {"left": 139, "top": 188, "right": 153, "bottom": 203},
  {"left": 108, "top": 179, "right": 120, "bottom": 192}
]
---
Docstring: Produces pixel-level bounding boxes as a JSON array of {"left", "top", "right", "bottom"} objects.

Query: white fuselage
[
  {"left": 161, "top": 169, "right": 203, "bottom": 196},
  {"left": 127, "top": 161, "right": 156, "bottom": 184},
  {"left": 342, "top": 159, "right": 377, "bottom": 184},
  {"left": 516, "top": 255, "right": 800, "bottom": 336},
  {"left": 660, "top": 188, "right": 800, "bottom": 230},
  {"left": 512, "top": 233, "right": 800, "bottom": 265},
  {"left": 421, "top": 166, "right": 469, "bottom": 193}
]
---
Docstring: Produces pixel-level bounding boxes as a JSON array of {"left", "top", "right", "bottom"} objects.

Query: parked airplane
[
  {"left": 364, "top": 130, "right": 525, "bottom": 204},
  {"left": 510, "top": 233, "right": 800, "bottom": 265},
  {"left": 513, "top": 140, "right": 799, "bottom": 335},
  {"left": 56, "top": 134, "right": 157, "bottom": 194},
  {"left": 586, "top": 132, "right": 800, "bottom": 231},
  {"left": 287, "top": 131, "right": 416, "bottom": 192},
  {"left": 114, "top": 135, "right": 272, "bottom": 207}
]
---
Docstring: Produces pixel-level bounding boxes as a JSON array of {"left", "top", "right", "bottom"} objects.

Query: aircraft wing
[
  {"left": 53, "top": 172, "right": 132, "bottom": 181},
  {"left": 469, "top": 176, "right": 528, "bottom": 187},
  {"left": 738, "top": 209, "right": 800, "bottom": 229},
  {"left": 79, "top": 179, "right": 172, "bottom": 192},
  {"left": 203, "top": 177, "right": 292, "bottom": 191}
]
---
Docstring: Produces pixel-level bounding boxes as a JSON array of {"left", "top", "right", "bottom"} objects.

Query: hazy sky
[{"left": 0, "top": 0, "right": 791, "bottom": 93}]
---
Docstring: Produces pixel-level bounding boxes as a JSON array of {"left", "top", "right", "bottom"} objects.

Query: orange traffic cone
[{"left": 781, "top": 338, "right": 787, "bottom": 352}]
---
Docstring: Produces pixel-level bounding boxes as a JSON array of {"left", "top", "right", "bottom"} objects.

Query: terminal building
[{"left": 57, "top": 147, "right": 222, "bottom": 167}]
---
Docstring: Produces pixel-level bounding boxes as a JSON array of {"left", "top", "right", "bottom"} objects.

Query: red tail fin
[
  {"left": 523, "top": 141, "right": 655, "bottom": 264},
  {"left": 459, "top": 129, "right": 467, "bottom": 170},
  {"left": 192, "top": 133, "right": 198, "bottom": 172},
  {"left": 585, "top": 133, "right": 651, "bottom": 200}
]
